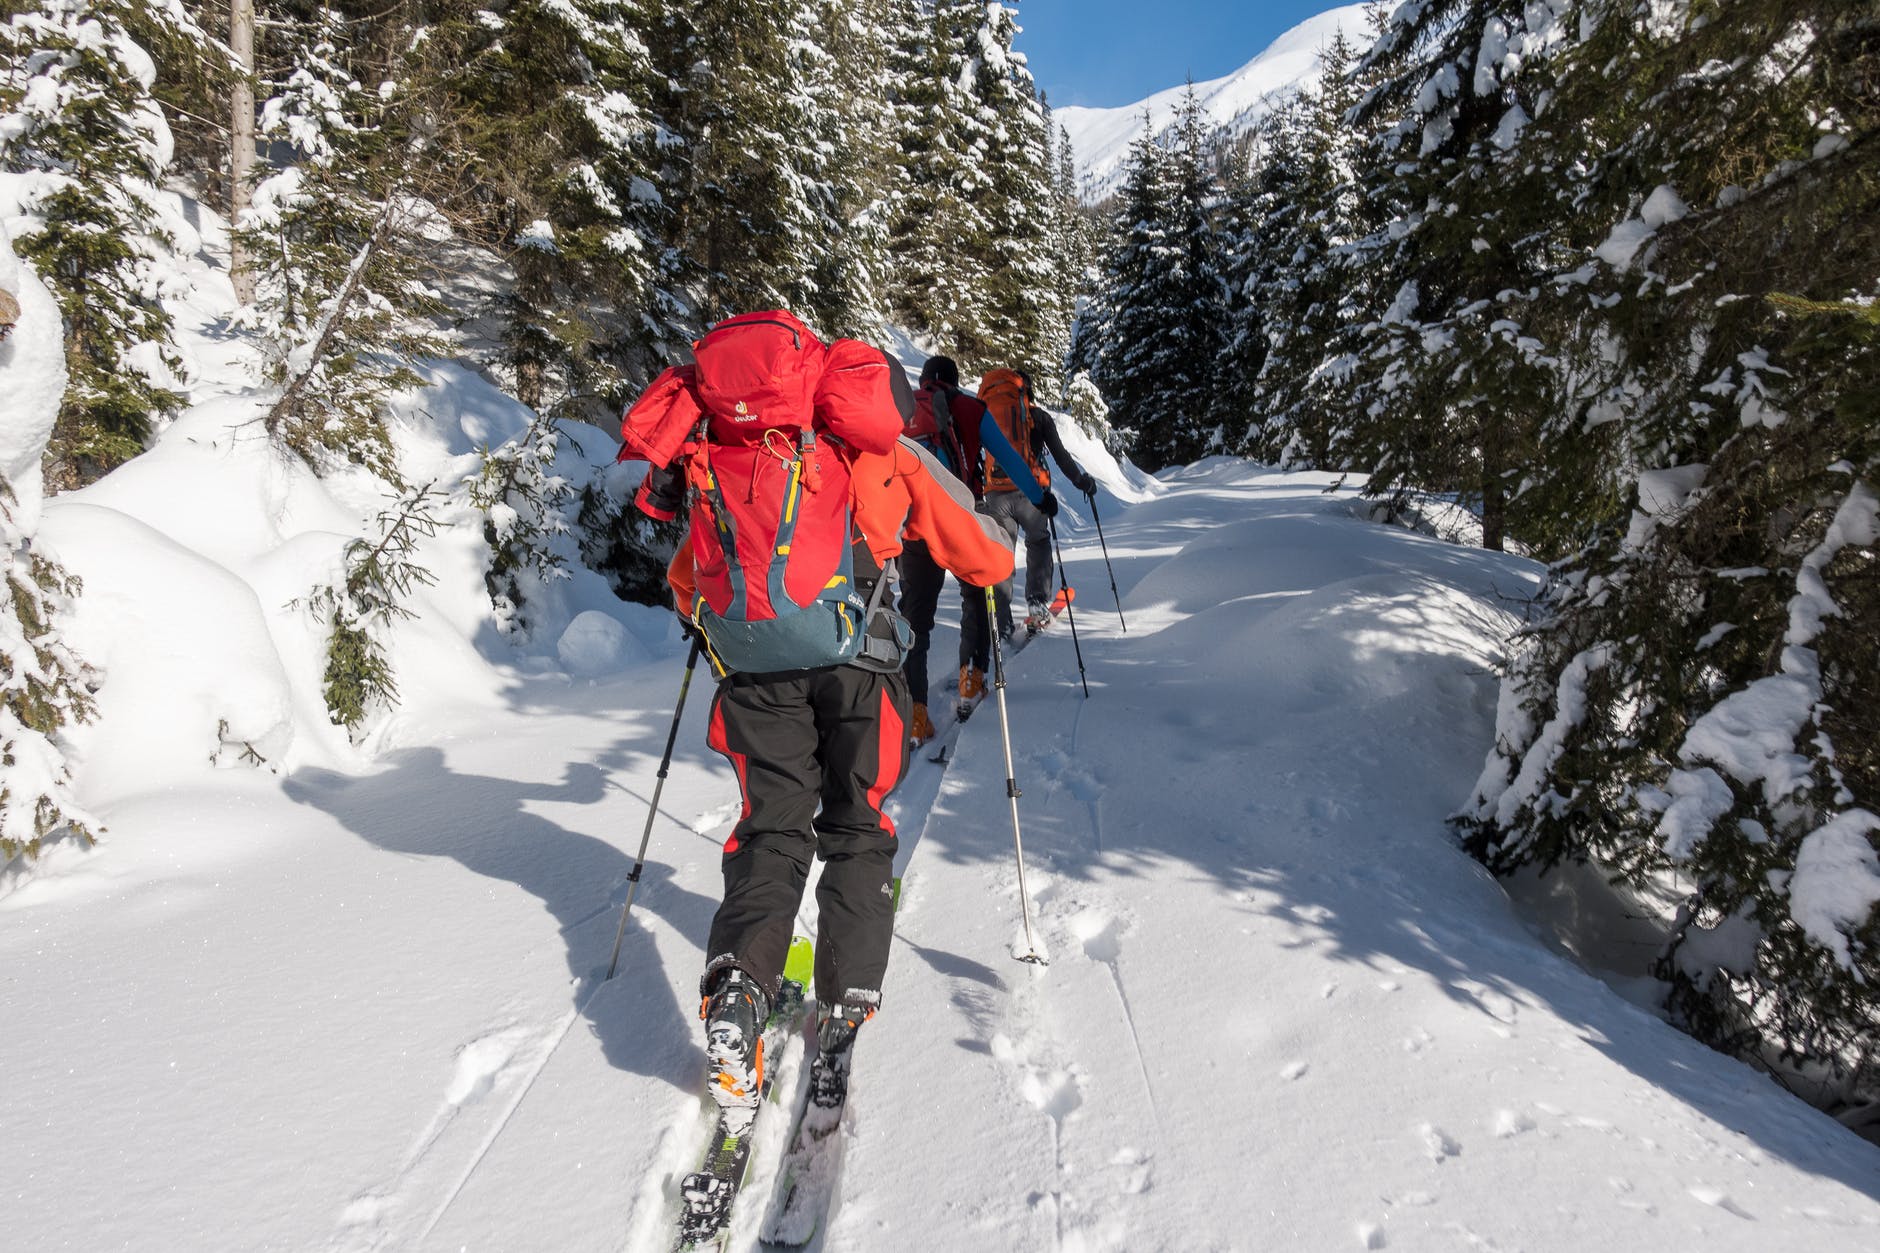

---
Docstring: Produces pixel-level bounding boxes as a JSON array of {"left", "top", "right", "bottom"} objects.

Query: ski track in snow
[{"left": 328, "top": 1014, "right": 571, "bottom": 1251}]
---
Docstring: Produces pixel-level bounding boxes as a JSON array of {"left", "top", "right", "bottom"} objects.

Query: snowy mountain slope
[
  {"left": 1055, "top": 4, "right": 1374, "bottom": 203},
  {"left": 5, "top": 446, "right": 1878, "bottom": 1250}
]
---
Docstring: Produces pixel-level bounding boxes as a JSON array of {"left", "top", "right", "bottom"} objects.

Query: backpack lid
[
  {"left": 692, "top": 310, "right": 826, "bottom": 442},
  {"left": 978, "top": 368, "right": 1027, "bottom": 407},
  {"left": 812, "top": 339, "right": 905, "bottom": 454}
]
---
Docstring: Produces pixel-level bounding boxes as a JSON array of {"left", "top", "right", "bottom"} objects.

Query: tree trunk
[
  {"left": 229, "top": 0, "right": 257, "bottom": 304},
  {"left": 516, "top": 358, "right": 544, "bottom": 411},
  {"left": 1480, "top": 414, "right": 1507, "bottom": 553}
]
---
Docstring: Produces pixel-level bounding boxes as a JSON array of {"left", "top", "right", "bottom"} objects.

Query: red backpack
[
  {"left": 618, "top": 311, "right": 902, "bottom": 674},
  {"left": 905, "top": 383, "right": 980, "bottom": 495},
  {"left": 978, "top": 368, "right": 1047, "bottom": 494}
]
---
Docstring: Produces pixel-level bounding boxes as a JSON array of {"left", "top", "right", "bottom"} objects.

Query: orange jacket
[{"left": 667, "top": 437, "right": 1014, "bottom": 612}]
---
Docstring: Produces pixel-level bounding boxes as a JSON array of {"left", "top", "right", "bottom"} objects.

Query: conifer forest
[{"left": 4, "top": 0, "right": 1878, "bottom": 1149}]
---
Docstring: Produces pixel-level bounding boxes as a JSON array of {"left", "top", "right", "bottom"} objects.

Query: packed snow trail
[
  {"left": 2, "top": 460, "right": 1877, "bottom": 1251},
  {"left": 821, "top": 461, "right": 1880, "bottom": 1251}
]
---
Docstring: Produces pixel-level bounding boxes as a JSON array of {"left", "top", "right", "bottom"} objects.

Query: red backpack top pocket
[
  {"left": 692, "top": 310, "right": 826, "bottom": 445},
  {"left": 813, "top": 339, "right": 905, "bottom": 455}
]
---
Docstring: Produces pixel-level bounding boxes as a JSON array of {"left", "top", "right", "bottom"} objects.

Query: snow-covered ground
[
  {"left": 1055, "top": 4, "right": 1373, "bottom": 203},
  {"left": 6, "top": 428, "right": 1878, "bottom": 1249}
]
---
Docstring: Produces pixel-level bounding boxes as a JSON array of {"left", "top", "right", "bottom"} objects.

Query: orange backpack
[{"left": 978, "top": 369, "right": 1047, "bottom": 493}]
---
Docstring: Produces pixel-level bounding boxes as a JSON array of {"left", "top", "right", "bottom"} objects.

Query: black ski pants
[
  {"left": 958, "top": 579, "right": 1001, "bottom": 674},
  {"left": 898, "top": 539, "right": 947, "bottom": 706},
  {"left": 702, "top": 664, "right": 911, "bottom": 1010},
  {"left": 960, "top": 501, "right": 1025, "bottom": 671}
]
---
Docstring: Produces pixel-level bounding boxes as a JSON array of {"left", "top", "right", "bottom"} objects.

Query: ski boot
[
  {"left": 956, "top": 666, "right": 987, "bottom": 721},
  {"left": 1024, "top": 600, "right": 1053, "bottom": 637},
  {"left": 803, "top": 1000, "right": 874, "bottom": 1134},
  {"left": 700, "top": 970, "right": 768, "bottom": 1130}
]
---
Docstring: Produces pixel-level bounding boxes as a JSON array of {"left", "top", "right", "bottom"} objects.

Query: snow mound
[
  {"left": 38, "top": 501, "right": 297, "bottom": 790},
  {"left": 557, "top": 610, "right": 648, "bottom": 676}
]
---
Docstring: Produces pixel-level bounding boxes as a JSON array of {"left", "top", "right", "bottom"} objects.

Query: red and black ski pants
[{"left": 702, "top": 664, "right": 911, "bottom": 1011}]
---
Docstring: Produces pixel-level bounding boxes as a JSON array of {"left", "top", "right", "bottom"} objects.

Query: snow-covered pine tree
[
  {"left": 886, "top": 0, "right": 996, "bottom": 358},
  {"left": 1, "top": 0, "right": 192, "bottom": 490},
  {"left": 237, "top": 5, "right": 442, "bottom": 481},
  {"left": 1048, "top": 119, "right": 1091, "bottom": 391},
  {"left": 1339, "top": 0, "right": 1574, "bottom": 552},
  {"left": 0, "top": 474, "right": 96, "bottom": 864},
  {"left": 304, "top": 481, "right": 443, "bottom": 738},
  {"left": 660, "top": 0, "right": 831, "bottom": 323},
  {"left": 1461, "top": 0, "right": 1879, "bottom": 1109},
  {"left": 1088, "top": 89, "right": 1225, "bottom": 471},
  {"left": 1241, "top": 29, "right": 1374, "bottom": 469},
  {"left": 799, "top": 0, "right": 901, "bottom": 339},
  {"left": 0, "top": 226, "right": 97, "bottom": 869},
  {"left": 422, "top": 0, "right": 681, "bottom": 416},
  {"left": 1082, "top": 119, "right": 1167, "bottom": 463},
  {"left": 1062, "top": 370, "right": 1112, "bottom": 447},
  {"left": 958, "top": 2, "right": 1064, "bottom": 383},
  {"left": 1215, "top": 109, "right": 1295, "bottom": 460}
]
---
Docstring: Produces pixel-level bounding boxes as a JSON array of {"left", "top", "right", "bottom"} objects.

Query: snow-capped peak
[{"left": 1054, "top": 4, "right": 1375, "bottom": 203}]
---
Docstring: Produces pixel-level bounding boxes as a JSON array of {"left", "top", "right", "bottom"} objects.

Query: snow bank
[
  {"left": 39, "top": 501, "right": 296, "bottom": 789},
  {"left": 0, "top": 216, "right": 65, "bottom": 526}
]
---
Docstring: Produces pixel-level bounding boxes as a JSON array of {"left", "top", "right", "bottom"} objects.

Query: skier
[
  {"left": 619, "top": 312, "right": 1015, "bottom": 1135},
  {"left": 899, "top": 354, "right": 1039, "bottom": 744},
  {"left": 967, "top": 367, "right": 1098, "bottom": 684}
]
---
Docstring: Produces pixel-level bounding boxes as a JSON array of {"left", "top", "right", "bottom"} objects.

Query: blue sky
[{"left": 1014, "top": 0, "right": 1338, "bottom": 109}]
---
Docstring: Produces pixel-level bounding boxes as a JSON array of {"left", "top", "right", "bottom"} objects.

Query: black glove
[
  {"left": 1077, "top": 473, "right": 1097, "bottom": 497},
  {"left": 638, "top": 461, "right": 685, "bottom": 519},
  {"left": 1038, "top": 489, "right": 1059, "bottom": 518}
]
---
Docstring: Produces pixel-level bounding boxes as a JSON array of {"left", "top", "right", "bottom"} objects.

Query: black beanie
[{"left": 920, "top": 355, "right": 960, "bottom": 389}]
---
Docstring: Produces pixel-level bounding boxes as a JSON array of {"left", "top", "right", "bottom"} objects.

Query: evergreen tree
[
  {"left": 1087, "top": 90, "right": 1226, "bottom": 470},
  {"left": 304, "top": 481, "right": 442, "bottom": 737},
  {"left": 800, "top": 0, "right": 900, "bottom": 338},
  {"left": 1216, "top": 109, "right": 1297, "bottom": 460},
  {"left": 421, "top": 0, "right": 683, "bottom": 417},
  {"left": 1, "top": 0, "right": 193, "bottom": 490},
  {"left": 886, "top": 0, "right": 995, "bottom": 356},
  {"left": 235, "top": 6, "right": 440, "bottom": 480},
  {"left": 958, "top": 2, "right": 1063, "bottom": 380},
  {"left": 1460, "top": 0, "right": 1880, "bottom": 1103},
  {"left": 0, "top": 475, "right": 97, "bottom": 862},
  {"left": 661, "top": 0, "right": 830, "bottom": 323},
  {"left": 1244, "top": 30, "right": 1375, "bottom": 469},
  {"left": 1082, "top": 120, "right": 1167, "bottom": 462},
  {"left": 1339, "top": 0, "right": 1573, "bottom": 551},
  {"left": 1049, "top": 120, "right": 1092, "bottom": 396}
]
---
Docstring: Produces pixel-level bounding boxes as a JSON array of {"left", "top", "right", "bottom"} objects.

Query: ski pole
[
  {"left": 1087, "top": 492, "right": 1126, "bottom": 633},
  {"left": 605, "top": 634, "right": 705, "bottom": 980},
  {"left": 986, "top": 585, "right": 1047, "bottom": 966},
  {"left": 1048, "top": 515, "right": 1089, "bottom": 697}
]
